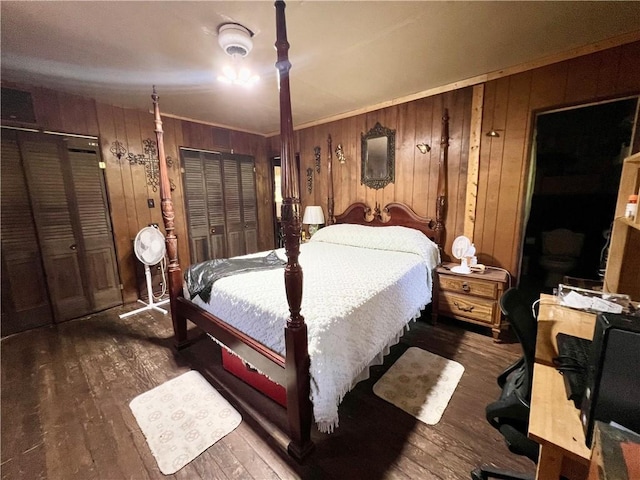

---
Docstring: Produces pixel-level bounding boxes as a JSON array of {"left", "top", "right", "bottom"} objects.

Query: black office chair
[{"left": 471, "top": 288, "right": 539, "bottom": 480}]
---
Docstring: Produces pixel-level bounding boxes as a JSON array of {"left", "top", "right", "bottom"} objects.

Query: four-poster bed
[{"left": 152, "top": 1, "right": 449, "bottom": 461}]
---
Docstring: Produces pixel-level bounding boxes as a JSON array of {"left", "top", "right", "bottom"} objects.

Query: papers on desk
[{"left": 557, "top": 284, "right": 629, "bottom": 314}]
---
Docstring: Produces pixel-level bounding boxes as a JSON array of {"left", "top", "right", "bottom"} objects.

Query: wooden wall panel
[
  {"left": 476, "top": 41, "right": 640, "bottom": 279},
  {"left": 288, "top": 88, "right": 474, "bottom": 258},
  {"left": 30, "top": 86, "right": 63, "bottom": 130},
  {"left": 413, "top": 96, "right": 436, "bottom": 219},
  {"left": 496, "top": 72, "right": 533, "bottom": 271},
  {"left": 159, "top": 116, "right": 190, "bottom": 270},
  {"left": 95, "top": 102, "right": 136, "bottom": 302}
]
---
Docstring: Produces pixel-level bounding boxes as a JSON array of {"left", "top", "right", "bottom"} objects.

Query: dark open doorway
[{"left": 521, "top": 97, "right": 639, "bottom": 295}]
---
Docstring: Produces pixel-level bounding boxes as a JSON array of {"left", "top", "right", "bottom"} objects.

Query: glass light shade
[{"left": 218, "top": 64, "right": 259, "bottom": 87}]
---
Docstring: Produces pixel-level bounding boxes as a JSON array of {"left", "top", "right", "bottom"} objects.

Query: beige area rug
[
  {"left": 373, "top": 347, "right": 465, "bottom": 425},
  {"left": 129, "top": 371, "right": 242, "bottom": 475}
]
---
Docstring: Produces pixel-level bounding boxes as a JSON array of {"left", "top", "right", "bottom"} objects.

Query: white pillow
[{"left": 310, "top": 223, "right": 440, "bottom": 266}]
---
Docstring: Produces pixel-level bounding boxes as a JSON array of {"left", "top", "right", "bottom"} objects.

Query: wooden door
[
  {"left": 182, "top": 149, "right": 259, "bottom": 261},
  {"left": 222, "top": 155, "right": 258, "bottom": 257},
  {"left": 19, "top": 135, "right": 90, "bottom": 321},
  {"left": 17, "top": 133, "right": 121, "bottom": 322},
  {"left": 182, "top": 149, "right": 226, "bottom": 263},
  {"left": 0, "top": 132, "right": 53, "bottom": 335},
  {"left": 239, "top": 158, "right": 258, "bottom": 253},
  {"left": 66, "top": 140, "right": 121, "bottom": 310},
  {"left": 223, "top": 157, "right": 244, "bottom": 258}
]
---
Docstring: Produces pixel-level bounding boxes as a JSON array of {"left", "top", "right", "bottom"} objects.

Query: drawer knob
[
  {"left": 454, "top": 301, "right": 474, "bottom": 312},
  {"left": 462, "top": 282, "right": 470, "bottom": 292}
]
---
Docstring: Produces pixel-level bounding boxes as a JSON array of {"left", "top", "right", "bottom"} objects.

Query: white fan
[
  {"left": 451, "top": 235, "right": 476, "bottom": 274},
  {"left": 120, "top": 225, "right": 170, "bottom": 318}
]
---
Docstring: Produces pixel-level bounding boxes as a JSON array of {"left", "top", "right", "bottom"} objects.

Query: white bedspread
[{"left": 187, "top": 224, "right": 440, "bottom": 432}]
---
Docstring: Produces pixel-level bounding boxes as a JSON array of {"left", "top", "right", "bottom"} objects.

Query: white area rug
[
  {"left": 373, "top": 347, "right": 465, "bottom": 425},
  {"left": 129, "top": 371, "right": 242, "bottom": 475}
]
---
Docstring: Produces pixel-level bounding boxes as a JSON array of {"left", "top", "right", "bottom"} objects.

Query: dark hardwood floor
[{"left": 1, "top": 306, "right": 535, "bottom": 479}]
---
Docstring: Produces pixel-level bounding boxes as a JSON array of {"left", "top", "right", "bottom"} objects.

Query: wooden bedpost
[
  {"left": 274, "top": 0, "right": 314, "bottom": 461},
  {"left": 152, "top": 87, "right": 186, "bottom": 347},
  {"left": 327, "top": 134, "right": 335, "bottom": 225},
  {"left": 434, "top": 108, "right": 449, "bottom": 248}
]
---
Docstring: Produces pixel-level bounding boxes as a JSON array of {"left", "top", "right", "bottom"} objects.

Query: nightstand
[{"left": 433, "top": 262, "right": 510, "bottom": 341}]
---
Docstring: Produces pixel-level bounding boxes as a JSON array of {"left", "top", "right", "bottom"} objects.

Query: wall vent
[{"left": 1, "top": 88, "right": 36, "bottom": 124}]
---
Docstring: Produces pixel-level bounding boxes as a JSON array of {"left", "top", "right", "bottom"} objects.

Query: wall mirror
[{"left": 361, "top": 122, "right": 395, "bottom": 189}]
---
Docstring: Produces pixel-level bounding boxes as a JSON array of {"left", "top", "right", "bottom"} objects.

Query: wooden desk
[{"left": 529, "top": 294, "right": 596, "bottom": 480}]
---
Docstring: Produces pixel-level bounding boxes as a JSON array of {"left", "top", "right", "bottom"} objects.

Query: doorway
[{"left": 520, "top": 97, "right": 639, "bottom": 295}]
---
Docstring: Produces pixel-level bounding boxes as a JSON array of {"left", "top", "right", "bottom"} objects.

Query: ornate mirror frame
[{"left": 361, "top": 122, "right": 395, "bottom": 190}]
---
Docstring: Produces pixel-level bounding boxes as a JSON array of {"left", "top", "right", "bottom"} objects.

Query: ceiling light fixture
[
  {"left": 486, "top": 129, "right": 501, "bottom": 138},
  {"left": 217, "top": 23, "right": 259, "bottom": 87}
]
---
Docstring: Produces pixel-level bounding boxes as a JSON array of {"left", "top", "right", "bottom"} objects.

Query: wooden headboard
[
  {"left": 327, "top": 110, "right": 448, "bottom": 248},
  {"left": 334, "top": 202, "right": 439, "bottom": 243}
]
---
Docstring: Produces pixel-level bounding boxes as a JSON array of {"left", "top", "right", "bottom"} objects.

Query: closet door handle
[
  {"left": 210, "top": 227, "right": 216, "bottom": 234},
  {"left": 69, "top": 244, "right": 77, "bottom": 251}
]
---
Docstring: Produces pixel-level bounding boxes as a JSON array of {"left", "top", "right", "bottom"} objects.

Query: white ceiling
[{"left": 2, "top": 1, "right": 640, "bottom": 136}]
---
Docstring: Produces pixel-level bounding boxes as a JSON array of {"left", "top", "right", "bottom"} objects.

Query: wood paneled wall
[
  {"left": 268, "top": 89, "right": 473, "bottom": 258},
  {"left": 4, "top": 40, "right": 639, "bottom": 304},
  {"left": 475, "top": 41, "right": 640, "bottom": 277},
  {"left": 2, "top": 84, "right": 271, "bottom": 303},
  {"left": 269, "top": 41, "right": 640, "bottom": 278}
]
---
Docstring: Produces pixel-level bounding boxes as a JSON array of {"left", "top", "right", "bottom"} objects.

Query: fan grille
[{"left": 134, "top": 226, "right": 166, "bottom": 265}]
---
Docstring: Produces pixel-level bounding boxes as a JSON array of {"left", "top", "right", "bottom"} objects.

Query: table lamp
[{"left": 302, "top": 206, "right": 325, "bottom": 237}]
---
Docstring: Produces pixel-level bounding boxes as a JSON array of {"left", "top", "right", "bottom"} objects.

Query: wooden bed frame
[{"left": 152, "top": 0, "right": 449, "bottom": 461}]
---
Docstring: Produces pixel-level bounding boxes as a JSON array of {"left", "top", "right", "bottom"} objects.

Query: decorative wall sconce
[
  {"left": 306, "top": 167, "right": 313, "bottom": 193},
  {"left": 416, "top": 143, "right": 431, "bottom": 154},
  {"left": 486, "top": 129, "right": 501, "bottom": 138},
  {"left": 110, "top": 139, "right": 175, "bottom": 192},
  {"left": 335, "top": 143, "right": 346, "bottom": 164},
  {"left": 110, "top": 140, "right": 127, "bottom": 160},
  {"left": 314, "top": 146, "right": 321, "bottom": 173}
]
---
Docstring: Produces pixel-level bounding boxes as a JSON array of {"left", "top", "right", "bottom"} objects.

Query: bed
[{"left": 151, "top": 0, "right": 449, "bottom": 461}]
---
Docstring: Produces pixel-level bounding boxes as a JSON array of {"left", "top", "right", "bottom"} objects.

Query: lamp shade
[{"left": 302, "top": 206, "right": 325, "bottom": 225}]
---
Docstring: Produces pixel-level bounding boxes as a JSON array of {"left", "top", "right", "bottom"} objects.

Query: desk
[{"left": 529, "top": 294, "right": 595, "bottom": 480}]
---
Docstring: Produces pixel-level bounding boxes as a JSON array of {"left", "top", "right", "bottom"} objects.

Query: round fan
[
  {"left": 120, "top": 225, "right": 170, "bottom": 318},
  {"left": 135, "top": 226, "right": 166, "bottom": 265},
  {"left": 451, "top": 235, "right": 476, "bottom": 274}
]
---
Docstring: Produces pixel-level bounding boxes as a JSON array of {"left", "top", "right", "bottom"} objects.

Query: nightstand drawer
[
  {"left": 438, "top": 292, "right": 495, "bottom": 325},
  {"left": 438, "top": 275, "right": 497, "bottom": 299}
]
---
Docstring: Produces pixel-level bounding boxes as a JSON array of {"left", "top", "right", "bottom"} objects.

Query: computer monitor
[{"left": 580, "top": 312, "right": 640, "bottom": 448}]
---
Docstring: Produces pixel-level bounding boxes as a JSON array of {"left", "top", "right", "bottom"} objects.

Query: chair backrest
[
  {"left": 481, "top": 288, "right": 541, "bottom": 466},
  {"left": 500, "top": 288, "right": 538, "bottom": 400}
]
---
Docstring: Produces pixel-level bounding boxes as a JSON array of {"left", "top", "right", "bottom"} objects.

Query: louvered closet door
[
  {"left": 19, "top": 136, "right": 89, "bottom": 321},
  {"left": 0, "top": 133, "right": 53, "bottom": 334},
  {"left": 67, "top": 145, "right": 121, "bottom": 310},
  {"left": 223, "top": 157, "right": 244, "bottom": 258},
  {"left": 239, "top": 158, "right": 258, "bottom": 253},
  {"left": 182, "top": 150, "right": 226, "bottom": 263}
]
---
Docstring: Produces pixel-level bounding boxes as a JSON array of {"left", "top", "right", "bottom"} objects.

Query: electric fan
[
  {"left": 119, "top": 225, "right": 170, "bottom": 318},
  {"left": 451, "top": 235, "right": 476, "bottom": 274}
]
